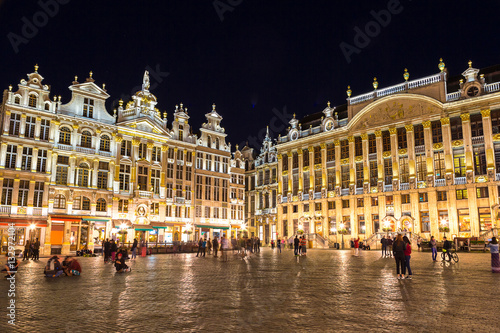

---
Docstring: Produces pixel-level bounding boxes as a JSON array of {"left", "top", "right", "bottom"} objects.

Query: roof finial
[
  {"left": 327, "top": 101, "right": 331, "bottom": 108},
  {"left": 119, "top": 99, "right": 123, "bottom": 107},
  {"left": 346, "top": 85, "right": 352, "bottom": 98},
  {"left": 74, "top": 75, "right": 78, "bottom": 82},
  {"left": 438, "top": 58, "right": 445, "bottom": 72},
  {"left": 373, "top": 77, "right": 378, "bottom": 90},
  {"left": 468, "top": 60, "right": 472, "bottom": 68},
  {"left": 102, "top": 83, "right": 106, "bottom": 90},
  {"left": 142, "top": 70, "right": 150, "bottom": 90},
  {"left": 34, "top": 64, "right": 39, "bottom": 72},
  {"left": 89, "top": 71, "right": 93, "bottom": 79},
  {"left": 403, "top": 68, "right": 409, "bottom": 81},
  {"left": 212, "top": 103, "right": 216, "bottom": 110},
  {"left": 293, "top": 113, "right": 296, "bottom": 118}
]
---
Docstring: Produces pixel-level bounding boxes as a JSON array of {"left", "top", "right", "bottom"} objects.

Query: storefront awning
[
  {"left": 82, "top": 218, "right": 110, "bottom": 223},
  {"left": 195, "top": 225, "right": 229, "bottom": 230},
  {"left": 150, "top": 222, "right": 169, "bottom": 229},
  {"left": 0, "top": 218, "right": 47, "bottom": 227},
  {"left": 133, "top": 225, "right": 154, "bottom": 231},
  {"left": 112, "top": 220, "right": 132, "bottom": 228}
]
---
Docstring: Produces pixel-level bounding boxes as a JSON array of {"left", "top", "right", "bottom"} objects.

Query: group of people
[
  {"left": 22, "top": 238, "right": 40, "bottom": 261},
  {"left": 293, "top": 235, "right": 307, "bottom": 256},
  {"left": 44, "top": 256, "right": 82, "bottom": 277},
  {"left": 270, "top": 238, "right": 284, "bottom": 253},
  {"left": 196, "top": 235, "right": 230, "bottom": 261}
]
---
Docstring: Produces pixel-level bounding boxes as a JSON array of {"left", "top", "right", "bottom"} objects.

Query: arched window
[
  {"left": 14, "top": 96, "right": 20, "bottom": 104},
  {"left": 54, "top": 194, "right": 66, "bottom": 209},
  {"left": 80, "top": 130, "right": 92, "bottom": 148},
  {"left": 44, "top": 103, "right": 50, "bottom": 111},
  {"left": 81, "top": 197, "right": 90, "bottom": 210},
  {"left": 77, "top": 163, "right": 90, "bottom": 187},
  {"left": 96, "top": 198, "right": 106, "bottom": 212},
  {"left": 28, "top": 95, "right": 37, "bottom": 107},
  {"left": 59, "top": 127, "right": 71, "bottom": 145},
  {"left": 207, "top": 136, "right": 212, "bottom": 148},
  {"left": 74, "top": 196, "right": 90, "bottom": 210},
  {"left": 100, "top": 135, "right": 110, "bottom": 152}
]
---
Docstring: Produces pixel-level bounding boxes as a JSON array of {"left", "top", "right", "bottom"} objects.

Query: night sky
[{"left": 1, "top": 0, "right": 500, "bottom": 150}]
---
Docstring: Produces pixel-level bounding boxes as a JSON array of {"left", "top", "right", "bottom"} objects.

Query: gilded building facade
[
  {"left": 0, "top": 67, "right": 245, "bottom": 255},
  {"left": 274, "top": 60, "right": 500, "bottom": 247}
]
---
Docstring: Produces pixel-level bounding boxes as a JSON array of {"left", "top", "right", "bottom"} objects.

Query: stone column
[
  {"left": 46, "top": 150, "right": 53, "bottom": 175},
  {"left": 348, "top": 136, "right": 355, "bottom": 194},
  {"left": 297, "top": 150, "right": 303, "bottom": 194},
  {"left": 108, "top": 161, "right": 115, "bottom": 191},
  {"left": 62, "top": 221, "right": 71, "bottom": 255},
  {"left": 389, "top": 128, "right": 398, "bottom": 189},
  {"left": 87, "top": 224, "right": 95, "bottom": 252},
  {"left": 287, "top": 152, "right": 292, "bottom": 195},
  {"left": 277, "top": 154, "right": 283, "bottom": 196},
  {"left": 31, "top": 148, "right": 39, "bottom": 173},
  {"left": 361, "top": 133, "right": 369, "bottom": 192},
  {"left": 35, "top": 116, "right": 41, "bottom": 140},
  {"left": 405, "top": 125, "right": 416, "bottom": 187},
  {"left": 481, "top": 109, "right": 496, "bottom": 181},
  {"left": 375, "top": 130, "right": 383, "bottom": 190},
  {"left": 19, "top": 114, "right": 26, "bottom": 138},
  {"left": 43, "top": 216, "right": 52, "bottom": 256},
  {"left": 71, "top": 124, "right": 79, "bottom": 148},
  {"left": 334, "top": 140, "right": 341, "bottom": 192},
  {"left": 92, "top": 158, "right": 99, "bottom": 188},
  {"left": 422, "top": 121, "right": 435, "bottom": 184},
  {"left": 68, "top": 155, "right": 76, "bottom": 186},
  {"left": 0, "top": 142, "right": 7, "bottom": 168},
  {"left": 447, "top": 189, "right": 459, "bottom": 236},
  {"left": 321, "top": 143, "right": 327, "bottom": 190},
  {"left": 460, "top": 113, "right": 474, "bottom": 183},
  {"left": 3, "top": 110, "right": 11, "bottom": 135},
  {"left": 308, "top": 147, "right": 314, "bottom": 196},
  {"left": 15, "top": 145, "right": 23, "bottom": 170},
  {"left": 428, "top": 191, "right": 439, "bottom": 238},
  {"left": 49, "top": 120, "right": 59, "bottom": 143}
]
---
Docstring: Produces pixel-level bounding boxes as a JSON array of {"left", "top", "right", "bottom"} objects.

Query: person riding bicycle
[{"left": 442, "top": 236, "right": 452, "bottom": 261}]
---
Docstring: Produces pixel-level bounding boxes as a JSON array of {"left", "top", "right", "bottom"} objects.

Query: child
[{"left": 115, "top": 253, "right": 131, "bottom": 273}]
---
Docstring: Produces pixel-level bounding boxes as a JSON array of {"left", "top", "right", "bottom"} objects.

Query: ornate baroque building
[
  {"left": 274, "top": 60, "right": 500, "bottom": 247},
  {"left": 0, "top": 67, "right": 245, "bottom": 255}
]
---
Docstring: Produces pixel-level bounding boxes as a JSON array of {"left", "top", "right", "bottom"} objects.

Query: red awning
[{"left": 0, "top": 218, "right": 48, "bottom": 227}]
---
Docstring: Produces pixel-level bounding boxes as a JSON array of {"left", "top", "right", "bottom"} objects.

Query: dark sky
[{"left": 1, "top": 0, "right": 500, "bottom": 149}]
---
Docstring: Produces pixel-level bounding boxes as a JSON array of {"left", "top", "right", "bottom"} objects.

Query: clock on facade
[
  {"left": 325, "top": 120, "right": 334, "bottom": 131},
  {"left": 467, "top": 86, "right": 479, "bottom": 97}
]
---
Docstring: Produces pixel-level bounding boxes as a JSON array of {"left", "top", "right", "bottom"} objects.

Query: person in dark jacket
[
  {"left": 131, "top": 238, "right": 138, "bottom": 260},
  {"left": 393, "top": 234, "right": 406, "bottom": 279},
  {"left": 294, "top": 236, "right": 300, "bottom": 256},
  {"left": 114, "top": 253, "right": 130, "bottom": 273},
  {"left": 23, "top": 240, "right": 31, "bottom": 261},
  {"left": 381, "top": 236, "right": 387, "bottom": 257},
  {"left": 103, "top": 239, "right": 111, "bottom": 263},
  {"left": 442, "top": 236, "right": 452, "bottom": 261},
  {"left": 212, "top": 238, "right": 219, "bottom": 257},
  {"left": 110, "top": 240, "right": 118, "bottom": 262},
  {"left": 32, "top": 238, "right": 40, "bottom": 260},
  {"left": 403, "top": 236, "right": 412, "bottom": 279},
  {"left": 196, "top": 238, "right": 204, "bottom": 257}
]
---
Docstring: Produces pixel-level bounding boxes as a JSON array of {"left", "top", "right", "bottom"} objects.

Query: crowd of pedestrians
[{"left": 196, "top": 235, "right": 262, "bottom": 261}]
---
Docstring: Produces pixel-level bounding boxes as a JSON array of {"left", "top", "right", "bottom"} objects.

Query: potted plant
[
  {"left": 438, "top": 226, "right": 450, "bottom": 232},
  {"left": 382, "top": 227, "right": 392, "bottom": 232}
]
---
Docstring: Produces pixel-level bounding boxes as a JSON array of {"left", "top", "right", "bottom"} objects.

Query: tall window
[
  {"left": 302, "top": 150, "right": 309, "bottom": 167},
  {"left": 185, "top": 185, "right": 191, "bottom": 201},
  {"left": 121, "top": 140, "right": 132, "bottom": 157},
  {"left": 167, "top": 163, "right": 174, "bottom": 178},
  {"left": 21, "top": 147, "right": 33, "bottom": 171},
  {"left": 137, "top": 166, "right": 148, "bottom": 190},
  {"left": 492, "top": 109, "right": 500, "bottom": 134},
  {"left": 33, "top": 182, "right": 44, "bottom": 207},
  {"left": 83, "top": 98, "right": 94, "bottom": 118},
  {"left": 384, "top": 158, "right": 393, "bottom": 184},
  {"left": 382, "top": 131, "right": 391, "bottom": 151},
  {"left": 341, "top": 165, "right": 349, "bottom": 189},
  {"left": 97, "top": 171, "right": 108, "bottom": 190},
  {"left": 470, "top": 114, "right": 483, "bottom": 137},
  {"left": 356, "top": 163, "right": 363, "bottom": 187},
  {"left": 474, "top": 147, "right": 487, "bottom": 175},
  {"left": 399, "top": 157, "right": 409, "bottom": 183},
  {"left": 205, "top": 177, "right": 211, "bottom": 200},
  {"left": 6, "top": 145, "right": 17, "bottom": 169},
  {"left": 18, "top": 180, "right": 30, "bottom": 206},
  {"left": 178, "top": 125, "right": 184, "bottom": 141},
  {"left": 397, "top": 127, "right": 407, "bottom": 149},
  {"left": 37, "top": 149, "right": 47, "bottom": 173},
  {"left": 420, "top": 211, "right": 430, "bottom": 232},
  {"left": 54, "top": 194, "right": 66, "bottom": 209},
  {"left": 1, "top": 179, "right": 14, "bottom": 205},
  {"left": 59, "top": 127, "right": 71, "bottom": 145},
  {"left": 354, "top": 137, "right": 362, "bottom": 156},
  {"left": 186, "top": 166, "right": 192, "bottom": 181},
  {"left": 40, "top": 119, "right": 50, "bottom": 140},
  {"left": 150, "top": 202, "right": 159, "bottom": 215},
  {"left": 417, "top": 154, "right": 427, "bottom": 181},
  {"left": 369, "top": 160, "right": 377, "bottom": 186},
  {"left": 77, "top": 163, "right": 90, "bottom": 187},
  {"left": 196, "top": 176, "right": 203, "bottom": 199},
  {"left": 431, "top": 151, "right": 444, "bottom": 180},
  {"left": 176, "top": 164, "right": 183, "bottom": 179},
  {"left": 152, "top": 147, "right": 161, "bottom": 162},
  {"left": 28, "top": 94, "right": 37, "bottom": 107},
  {"left": 138, "top": 143, "right": 147, "bottom": 159},
  {"left": 432, "top": 121, "right": 442, "bottom": 143},
  {"left": 119, "top": 164, "right": 130, "bottom": 191},
  {"left": 450, "top": 117, "right": 463, "bottom": 140},
  {"left": 458, "top": 209, "right": 470, "bottom": 232},
  {"left": 166, "top": 183, "right": 173, "bottom": 198},
  {"left": 56, "top": 156, "right": 69, "bottom": 185},
  {"left": 151, "top": 169, "right": 161, "bottom": 194},
  {"left": 100, "top": 135, "right": 110, "bottom": 152},
  {"left": 9, "top": 113, "right": 21, "bottom": 135},
  {"left": 315, "top": 171, "right": 322, "bottom": 192},
  {"left": 453, "top": 149, "right": 466, "bottom": 177},
  {"left": 340, "top": 140, "right": 349, "bottom": 159},
  {"left": 314, "top": 146, "right": 321, "bottom": 164},
  {"left": 214, "top": 178, "right": 220, "bottom": 201},
  {"left": 80, "top": 130, "right": 92, "bottom": 148},
  {"left": 328, "top": 169, "right": 335, "bottom": 191},
  {"left": 25, "top": 116, "right": 36, "bottom": 138},
  {"left": 414, "top": 124, "right": 424, "bottom": 146},
  {"left": 96, "top": 198, "right": 106, "bottom": 212},
  {"left": 74, "top": 196, "right": 90, "bottom": 211},
  {"left": 292, "top": 152, "right": 298, "bottom": 169},
  {"left": 368, "top": 134, "right": 376, "bottom": 154},
  {"left": 327, "top": 143, "right": 335, "bottom": 161}
]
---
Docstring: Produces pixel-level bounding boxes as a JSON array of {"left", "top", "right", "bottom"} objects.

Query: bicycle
[{"left": 441, "top": 249, "right": 459, "bottom": 263}]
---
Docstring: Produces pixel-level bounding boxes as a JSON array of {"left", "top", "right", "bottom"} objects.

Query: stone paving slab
[{"left": 1, "top": 248, "right": 499, "bottom": 332}]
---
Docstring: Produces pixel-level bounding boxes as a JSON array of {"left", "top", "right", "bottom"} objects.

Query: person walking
[
  {"left": 32, "top": 238, "right": 40, "bottom": 261},
  {"left": 201, "top": 239, "right": 207, "bottom": 257},
  {"left": 386, "top": 237, "right": 393, "bottom": 258},
  {"left": 430, "top": 236, "right": 437, "bottom": 261},
  {"left": 196, "top": 238, "right": 204, "bottom": 257},
  {"left": 271, "top": 239, "right": 275, "bottom": 250},
  {"left": 403, "top": 236, "right": 412, "bottom": 279},
  {"left": 110, "top": 239, "right": 118, "bottom": 262},
  {"left": 487, "top": 237, "right": 500, "bottom": 273},
  {"left": 294, "top": 235, "right": 300, "bottom": 256},
  {"left": 23, "top": 239, "right": 31, "bottom": 261},
  {"left": 393, "top": 234, "right": 406, "bottom": 279},
  {"left": 212, "top": 237, "right": 219, "bottom": 257},
  {"left": 417, "top": 237, "right": 422, "bottom": 252},
  {"left": 103, "top": 239, "right": 110, "bottom": 263},
  {"left": 354, "top": 237, "right": 360, "bottom": 256},
  {"left": 231, "top": 236, "right": 237, "bottom": 254},
  {"left": 131, "top": 238, "right": 138, "bottom": 260},
  {"left": 207, "top": 238, "right": 212, "bottom": 255},
  {"left": 221, "top": 235, "right": 229, "bottom": 262},
  {"left": 381, "top": 236, "right": 387, "bottom": 257},
  {"left": 300, "top": 236, "right": 307, "bottom": 256},
  {"left": 277, "top": 238, "right": 281, "bottom": 253}
]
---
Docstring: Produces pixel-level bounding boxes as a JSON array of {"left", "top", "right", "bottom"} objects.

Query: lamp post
[
  {"left": 29, "top": 223, "right": 36, "bottom": 242},
  {"left": 339, "top": 222, "right": 345, "bottom": 249},
  {"left": 440, "top": 217, "right": 449, "bottom": 239}
]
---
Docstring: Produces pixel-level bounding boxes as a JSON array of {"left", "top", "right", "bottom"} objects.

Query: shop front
[
  {"left": 195, "top": 224, "right": 229, "bottom": 241},
  {"left": 0, "top": 218, "right": 47, "bottom": 255},
  {"left": 50, "top": 216, "right": 100, "bottom": 255}
]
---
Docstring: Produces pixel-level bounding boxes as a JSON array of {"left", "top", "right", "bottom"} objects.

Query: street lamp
[
  {"left": 339, "top": 222, "right": 345, "bottom": 249},
  {"left": 440, "top": 217, "right": 449, "bottom": 238},
  {"left": 29, "top": 223, "right": 36, "bottom": 241}
]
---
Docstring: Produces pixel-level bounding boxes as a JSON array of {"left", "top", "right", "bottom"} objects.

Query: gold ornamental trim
[
  {"left": 297, "top": 150, "right": 303, "bottom": 156},
  {"left": 493, "top": 134, "right": 500, "bottom": 142},
  {"left": 146, "top": 142, "right": 154, "bottom": 149},
  {"left": 360, "top": 133, "right": 368, "bottom": 140},
  {"left": 371, "top": 187, "right": 377, "bottom": 193},
  {"left": 481, "top": 109, "right": 491, "bottom": 118},
  {"left": 328, "top": 191, "right": 334, "bottom": 198},
  {"left": 292, "top": 196, "right": 298, "bottom": 202},
  {"left": 374, "top": 130, "right": 382, "bottom": 137},
  {"left": 314, "top": 164, "right": 322, "bottom": 170},
  {"left": 347, "top": 136, "right": 355, "bottom": 143},
  {"left": 440, "top": 117, "right": 450, "bottom": 125},
  {"left": 404, "top": 124, "right": 413, "bottom": 132},
  {"left": 460, "top": 113, "right": 470, "bottom": 122},
  {"left": 114, "top": 136, "right": 123, "bottom": 143},
  {"left": 389, "top": 128, "right": 397, "bottom": 135},
  {"left": 475, "top": 175, "right": 487, "bottom": 183},
  {"left": 341, "top": 158, "right": 349, "bottom": 165},
  {"left": 320, "top": 143, "right": 326, "bottom": 149},
  {"left": 302, "top": 166, "right": 309, "bottom": 172},
  {"left": 398, "top": 148, "right": 408, "bottom": 156},
  {"left": 418, "top": 182, "right": 426, "bottom": 189},
  {"left": 433, "top": 143, "right": 444, "bottom": 150},
  {"left": 308, "top": 147, "right": 314, "bottom": 152},
  {"left": 354, "top": 156, "right": 363, "bottom": 162},
  {"left": 287, "top": 152, "right": 293, "bottom": 157},
  {"left": 452, "top": 139, "right": 464, "bottom": 147},
  {"left": 334, "top": 139, "right": 340, "bottom": 146},
  {"left": 382, "top": 151, "right": 391, "bottom": 158},
  {"left": 282, "top": 170, "right": 288, "bottom": 176},
  {"left": 422, "top": 121, "right": 431, "bottom": 128}
]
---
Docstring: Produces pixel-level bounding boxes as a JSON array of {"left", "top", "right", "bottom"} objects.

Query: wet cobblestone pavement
[{"left": 1, "top": 248, "right": 499, "bottom": 332}]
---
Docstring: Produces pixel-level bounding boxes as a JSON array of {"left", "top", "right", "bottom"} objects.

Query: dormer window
[
  {"left": 83, "top": 98, "right": 94, "bottom": 118},
  {"left": 14, "top": 96, "right": 20, "bottom": 104},
  {"left": 179, "top": 125, "right": 184, "bottom": 141},
  {"left": 28, "top": 95, "right": 37, "bottom": 107}
]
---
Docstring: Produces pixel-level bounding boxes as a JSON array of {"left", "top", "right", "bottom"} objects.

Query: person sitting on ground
[
  {"left": 2, "top": 253, "right": 18, "bottom": 278},
  {"left": 114, "top": 253, "right": 131, "bottom": 273},
  {"left": 44, "top": 256, "right": 64, "bottom": 277},
  {"left": 63, "top": 256, "right": 82, "bottom": 276}
]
